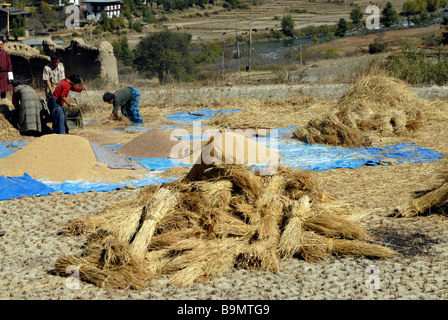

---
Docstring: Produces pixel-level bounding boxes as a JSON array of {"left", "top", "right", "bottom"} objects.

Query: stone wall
[
  {"left": 72, "top": 83, "right": 448, "bottom": 106},
  {"left": 5, "top": 42, "right": 50, "bottom": 88},
  {"left": 42, "top": 38, "right": 119, "bottom": 85}
]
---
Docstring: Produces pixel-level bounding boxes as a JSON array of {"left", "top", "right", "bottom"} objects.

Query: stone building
[
  {"left": 84, "top": 0, "right": 124, "bottom": 20},
  {"left": 0, "top": 5, "right": 29, "bottom": 41},
  {"left": 42, "top": 38, "right": 119, "bottom": 85}
]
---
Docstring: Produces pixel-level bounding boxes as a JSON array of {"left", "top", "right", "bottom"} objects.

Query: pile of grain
[
  {"left": 0, "top": 134, "right": 149, "bottom": 182},
  {"left": 0, "top": 100, "right": 20, "bottom": 143},
  {"left": 293, "top": 76, "right": 428, "bottom": 147},
  {"left": 55, "top": 163, "right": 396, "bottom": 289},
  {"left": 115, "top": 128, "right": 181, "bottom": 159}
]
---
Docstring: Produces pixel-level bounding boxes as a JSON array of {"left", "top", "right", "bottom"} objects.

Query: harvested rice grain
[
  {"left": 115, "top": 128, "right": 181, "bottom": 159},
  {"left": 0, "top": 134, "right": 149, "bottom": 182}
]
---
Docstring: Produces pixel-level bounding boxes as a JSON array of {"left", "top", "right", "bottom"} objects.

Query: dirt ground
[{"left": 1, "top": 79, "right": 448, "bottom": 301}]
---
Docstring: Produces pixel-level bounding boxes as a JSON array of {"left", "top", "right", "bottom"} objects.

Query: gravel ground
[{"left": 2, "top": 82, "right": 448, "bottom": 304}]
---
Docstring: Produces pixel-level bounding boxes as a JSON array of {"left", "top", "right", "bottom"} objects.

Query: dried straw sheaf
[
  {"left": 293, "top": 75, "right": 428, "bottom": 147},
  {"left": 55, "top": 163, "right": 396, "bottom": 289},
  {"left": 394, "top": 181, "right": 448, "bottom": 218}
]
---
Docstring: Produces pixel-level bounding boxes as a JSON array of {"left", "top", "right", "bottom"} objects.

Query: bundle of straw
[
  {"left": 55, "top": 163, "right": 396, "bottom": 289},
  {"left": 395, "top": 181, "right": 448, "bottom": 217}
]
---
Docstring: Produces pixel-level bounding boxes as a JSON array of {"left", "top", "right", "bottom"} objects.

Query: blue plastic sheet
[
  {"left": 165, "top": 109, "right": 242, "bottom": 125},
  {"left": 0, "top": 140, "right": 28, "bottom": 159},
  {"left": 40, "top": 174, "right": 176, "bottom": 195},
  {"left": 0, "top": 173, "right": 55, "bottom": 200},
  {"left": 276, "top": 140, "right": 442, "bottom": 171},
  {"left": 0, "top": 119, "right": 443, "bottom": 200}
]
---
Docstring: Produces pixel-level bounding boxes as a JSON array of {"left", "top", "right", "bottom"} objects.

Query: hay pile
[
  {"left": 55, "top": 163, "right": 396, "bottom": 289},
  {"left": 293, "top": 76, "right": 427, "bottom": 147}
]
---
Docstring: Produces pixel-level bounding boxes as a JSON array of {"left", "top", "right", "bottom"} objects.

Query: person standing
[
  {"left": 42, "top": 53, "right": 65, "bottom": 100},
  {"left": 11, "top": 80, "right": 44, "bottom": 136},
  {"left": 102, "top": 86, "right": 143, "bottom": 125},
  {"left": 48, "top": 73, "right": 85, "bottom": 134},
  {"left": 0, "top": 40, "right": 13, "bottom": 99}
]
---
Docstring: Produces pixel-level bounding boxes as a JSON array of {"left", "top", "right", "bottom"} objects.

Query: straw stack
[
  {"left": 55, "top": 163, "right": 397, "bottom": 289},
  {"left": 293, "top": 75, "right": 429, "bottom": 147},
  {"left": 395, "top": 181, "right": 448, "bottom": 217}
]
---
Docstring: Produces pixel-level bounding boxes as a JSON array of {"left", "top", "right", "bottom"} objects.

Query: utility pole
[
  {"left": 299, "top": 44, "right": 303, "bottom": 68},
  {"left": 2, "top": 3, "right": 12, "bottom": 41},
  {"left": 248, "top": 9, "right": 252, "bottom": 83},
  {"left": 235, "top": 13, "right": 241, "bottom": 81},
  {"left": 221, "top": 50, "right": 224, "bottom": 78},
  {"left": 90, "top": 21, "right": 93, "bottom": 46}
]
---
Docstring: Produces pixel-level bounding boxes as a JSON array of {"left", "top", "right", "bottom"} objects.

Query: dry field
[{"left": 125, "top": 0, "right": 408, "bottom": 48}]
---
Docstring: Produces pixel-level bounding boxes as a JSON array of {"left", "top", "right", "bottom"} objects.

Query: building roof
[
  {"left": 0, "top": 6, "right": 30, "bottom": 16},
  {"left": 82, "top": 0, "right": 123, "bottom": 3},
  {"left": 22, "top": 40, "right": 64, "bottom": 46}
]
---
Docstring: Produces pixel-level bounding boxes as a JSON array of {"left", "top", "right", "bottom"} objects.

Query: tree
[
  {"left": 440, "top": 15, "right": 448, "bottom": 44},
  {"left": 194, "top": 43, "right": 222, "bottom": 64},
  {"left": 10, "top": 15, "right": 25, "bottom": 39},
  {"left": 281, "top": 14, "right": 296, "bottom": 37},
  {"left": 402, "top": 0, "right": 428, "bottom": 25},
  {"left": 380, "top": 2, "right": 398, "bottom": 27},
  {"left": 427, "top": 0, "right": 440, "bottom": 11},
  {"left": 112, "top": 37, "right": 133, "bottom": 62},
  {"left": 133, "top": 31, "right": 195, "bottom": 84},
  {"left": 350, "top": 6, "right": 363, "bottom": 27},
  {"left": 335, "top": 18, "right": 348, "bottom": 37},
  {"left": 40, "top": 1, "right": 57, "bottom": 27}
]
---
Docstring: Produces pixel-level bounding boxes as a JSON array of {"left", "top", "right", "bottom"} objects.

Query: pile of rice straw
[
  {"left": 55, "top": 163, "right": 396, "bottom": 289},
  {"left": 293, "top": 76, "right": 428, "bottom": 147}
]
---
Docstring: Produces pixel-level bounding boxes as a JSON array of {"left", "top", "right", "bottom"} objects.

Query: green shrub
[
  {"left": 386, "top": 45, "right": 448, "bottom": 85},
  {"left": 326, "top": 48, "right": 336, "bottom": 58}
]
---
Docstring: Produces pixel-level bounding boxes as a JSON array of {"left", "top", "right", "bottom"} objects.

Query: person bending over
[
  {"left": 102, "top": 86, "right": 143, "bottom": 125},
  {"left": 48, "top": 73, "right": 86, "bottom": 134},
  {"left": 11, "top": 80, "right": 45, "bottom": 136}
]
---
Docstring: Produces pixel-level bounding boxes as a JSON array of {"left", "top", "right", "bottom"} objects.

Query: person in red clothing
[
  {"left": 0, "top": 40, "right": 13, "bottom": 99},
  {"left": 48, "top": 73, "right": 86, "bottom": 134}
]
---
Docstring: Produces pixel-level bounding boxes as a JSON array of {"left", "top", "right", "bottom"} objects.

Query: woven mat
[{"left": 89, "top": 141, "right": 145, "bottom": 170}]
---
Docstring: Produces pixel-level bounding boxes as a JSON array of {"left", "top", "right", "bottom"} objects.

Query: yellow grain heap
[
  {"left": 0, "top": 99, "right": 20, "bottom": 143},
  {"left": 0, "top": 134, "right": 149, "bottom": 182},
  {"left": 55, "top": 163, "right": 396, "bottom": 289}
]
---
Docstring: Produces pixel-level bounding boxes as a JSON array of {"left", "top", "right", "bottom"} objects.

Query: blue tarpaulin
[
  {"left": 0, "top": 173, "right": 55, "bottom": 200},
  {"left": 40, "top": 174, "right": 176, "bottom": 195},
  {"left": 0, "top": 140, "right": 27, "bottom": 159},
  {"left": 0, "top": 110, "right": 444, "bottom": 200},
  {"left": 165, "top": 109, "right": 242, "bottom": 125}
]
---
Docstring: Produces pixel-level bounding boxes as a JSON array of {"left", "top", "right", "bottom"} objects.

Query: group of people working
[{"left": 0, "top": 41, "right": 143, "bottom": 136}]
